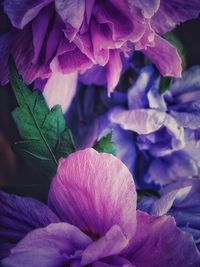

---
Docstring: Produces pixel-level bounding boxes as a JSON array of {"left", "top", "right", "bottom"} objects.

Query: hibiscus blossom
[
  {"left": 0, "top": 0, "right": 200, "bottom": 103},
  {"left": 0, "top": 148, "right": 199, "bottom": 266}
]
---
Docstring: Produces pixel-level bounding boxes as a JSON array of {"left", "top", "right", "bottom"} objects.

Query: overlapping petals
[
  {"left": 1, "top": 149, "right": 200, "bottom": 266},
  {"left": 1, "top": 0, "right": 200, "bottom": 98}
]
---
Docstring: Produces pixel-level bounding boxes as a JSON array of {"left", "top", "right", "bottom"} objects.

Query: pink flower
[{"left": 1, "top": 149, "right": 200, "bottom": 266}]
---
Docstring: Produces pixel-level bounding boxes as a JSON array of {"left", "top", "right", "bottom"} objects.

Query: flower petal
[
  {"left": 126, "top": 0, "right": 160, "bottom": 19},
  {"left": 81, "top": 225, "right": 128, "bottom": 265},
  {"left": 129, "top": 211, "right": 200, "bottom": 266},
  {"left": 107, "top": 50, "right": 122, "bottom": 95},
  {"left": 2, "top": 223, "right": 91, "bottom": 267},
  {"left": 143, "top": 35, "right": 182, "bottom": 78},
  {"left": 4, "top": 0, "right": 53, "bottom": 29},
  {"left": 109, "top": 108, "right": 166, "bottom": 134},
  {"left": 0, "top": 191, "right": 59, "bottom": 259},
  {"left": 55, "top": 0, "right": 85, "bottom": 31},
  {"left": 152, "top": 0, "right": 200, "bottom": 34},
  {"left": 48, "top": 148, "right": 137, "bottom": 241},
  {"left": 42, "top": 71, "right": 77, "bottom": 113}
]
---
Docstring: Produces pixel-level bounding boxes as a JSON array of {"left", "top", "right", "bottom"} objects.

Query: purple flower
[
  {"left": 1, "top": 0, "right": 200, "bottom": 99},
  {"left": 1, "top": 148, "right": 199, "bottom": 266},
  {"left": 66, "top": 63, "right": 200, "bottom": 188},
  {"left": 108, "top": 65, "right": 200, "bottom": 186},
  {"left": 138, "top": 178, "right": 200, "bottom": 249}
]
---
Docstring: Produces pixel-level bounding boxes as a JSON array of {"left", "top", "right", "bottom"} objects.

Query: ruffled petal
[
  {"left": 55, "top": 0, "right": 85, "bottom": 31},
  {"left": 143, "top": 35, "right": 182, "bottom": 78},
  {"left": 169, "top": 65, "right": 200, "bottom": 97},
  {"left": 109, "top": 108, "right": 166, "bottom": 134},
  {"left": 126, "top": 0, "right": 160, "bottom": 19},
  {"left": 0, "top": 191, "right": 59, "bottom": 259},
  {"left": 146, "top": 151, "right": 198, "bottom": 185},
  {"left": 129, "top": 211, "right": 200, "bottom": 267},
  {"left": 2, "top": 223, "right": 91, "bottom": 267},
  {"left": 152, "top": 0, "right": 200, "bottom": 34},
  {"left": 128, "top": 65, "right": 157, "bottom": 109},
  {"left": 48, "top": 148, "right": 137, "bottom": 241},
  {"left": 4, "top": 0, "right": 53, "bottom": 29}
]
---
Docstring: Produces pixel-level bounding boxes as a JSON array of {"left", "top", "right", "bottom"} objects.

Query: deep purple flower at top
[
  {"left": 1, "top": 0, "right": 200, "bottom": 103},
  {"left": 138, "top": 178, "right": 200, "bottom": 250},
  {"left": 1, "top": 148, "right": 200, "bottom": 266}
]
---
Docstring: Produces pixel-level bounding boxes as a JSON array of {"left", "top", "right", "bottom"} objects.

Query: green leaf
[
  {"left": 159, "top": 76, "right": 172, "bottom": 94},
  {"left": 93, "top": 132, "right": 117, "bottom": 155},
  {"left": 164, "top": 31, "right": 186, "bottom": 69},
  {"left": 9, "top": 57, "right": 75, "bottom": 179}
]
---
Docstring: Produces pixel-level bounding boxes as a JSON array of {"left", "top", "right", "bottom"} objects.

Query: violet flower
[
  {"left": 66, "top": 64, "right": 200, "bottom": 188},
  {"left": 1, "top": 0, "right": 200, "bottom": 102},
  {"left": 138, "top": 178, "right": 200, "bottom": 250},
  {"left": 1, "top": 148, "right": 200, "bottom": 266}
]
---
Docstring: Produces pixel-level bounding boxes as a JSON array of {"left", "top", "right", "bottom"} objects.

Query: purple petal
[
  {"left": 79, "top": 64, "right": 107, "bottom": 86},
  {"left": 152, "top": 0, "right": 200, "bottom": 34},
  {"left": 128, "top": 65, "right": 156, "bottom": 109},
  {"left": 126, "top": 0, "right": 160, "bottom": 19},
  {"left": 94, "top": 1, "right": 134, "bottom": 41},
  {"left": 42, "top": 71, "right": 77, "bottom": 113},
  {"left": 0, "top": 191, "right": 59, "bottom": 259},
  {"left": 129, "top": 211, "right": 200, "bottom": 266},
  {"left": 55, "top": 0, "right": 85, "bottom": 31},
  {"left": 171, "top": 110, "right": 200, "bottom": 130},
  {"left": 109, "top": 108, "right": 166, "bottom": 134},
  {"left": 81, "top": 225, "right": 128, "bottom": 265},
  {"left": 48, "top": 148, "right": 137, "bottom": 241},
  {"left": 107, "top": 50, "right": 123, "bottom": 95},
  {"left": 147, "top": 151, "right": 198, "bottom": 185},
  {"left": 170, "top": 65, "right": 200, "bottom": 98},
  {"left": 4, "top": 0, "right": 53, "bottom": 29},
  {"left": 143, "top": 35, "right": 182, "bottom": 78},
  {"left": 12, "top": 27, "right": 51, "bottom": 84},
  {"left": 2, "top": 223, "right": 91, "bottom": 267}
]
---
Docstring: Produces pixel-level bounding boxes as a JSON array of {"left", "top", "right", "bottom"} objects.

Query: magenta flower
[
  {"left": 1, "top": 149, "right": 199, "bottom": 266},
  {"left": 1, "top": 1, "right": 200, "bottom": 99}
]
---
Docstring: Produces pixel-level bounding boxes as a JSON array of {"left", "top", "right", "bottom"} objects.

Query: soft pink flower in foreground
[
  {"left": 1, "top": 149, "right": 200, "bottom": 266},
  {"left": 0, "top": 0, "right": 200, "bottom": 102}
]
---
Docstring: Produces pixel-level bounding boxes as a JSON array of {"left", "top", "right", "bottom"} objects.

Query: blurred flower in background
[
  {"left": 138, "top": 178, "right": 200, "bottom": 250},
  {"left": 67, "top": 61, "right": 200, "bottom": 188}
]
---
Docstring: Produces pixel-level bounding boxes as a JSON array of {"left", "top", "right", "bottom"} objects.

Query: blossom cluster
[{"left": 1, "top": 1, "right": 200, "bottom": 266}]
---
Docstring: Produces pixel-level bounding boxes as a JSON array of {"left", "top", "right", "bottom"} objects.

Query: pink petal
[
  {"left": 43, "top": 71, "right": 77, "bottom": 113},
  {"left": 129, "top": 211, "right": 200, "bottom": 266},
  {"left": 48, "top": 148, "right": 137, "bottom": 241},
  {"left": 142, "top": 35, "right": 182, "bottom": 78}
]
